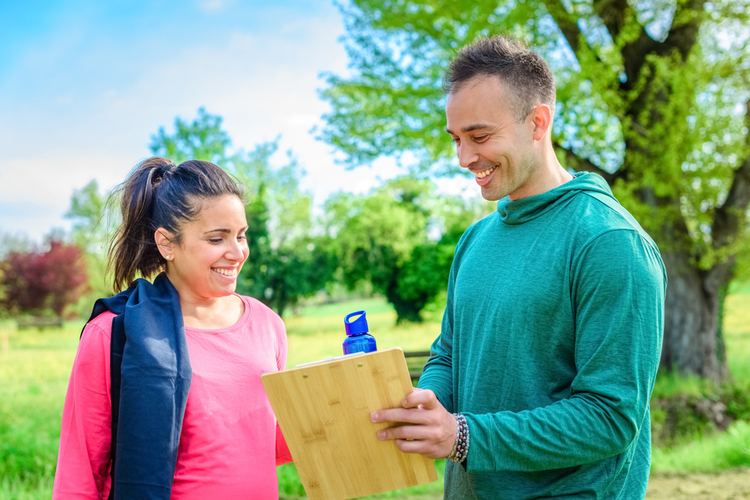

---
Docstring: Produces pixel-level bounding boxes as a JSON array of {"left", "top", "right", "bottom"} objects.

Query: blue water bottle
[{"left": 343, "top": 310, "right": 377, "bottom": 355}]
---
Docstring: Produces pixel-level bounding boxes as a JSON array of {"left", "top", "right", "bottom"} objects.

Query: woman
[{"left": 53, "top": 158, "right": 291, "bottom": 499}]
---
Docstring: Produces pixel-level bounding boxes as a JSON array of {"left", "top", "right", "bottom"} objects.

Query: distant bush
[
  {"left": 0, "top": 239, "right": 90, "bottom": 319},
  {"left": 651, "top": 379, "right": 750, "bottom": 447}
]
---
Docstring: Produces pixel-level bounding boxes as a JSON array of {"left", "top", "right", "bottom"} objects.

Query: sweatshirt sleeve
[
  {"left": 463, "top": 229, "right": 665, "bottom": 472},
  {"left": 417, "top": 249, "right": 459, "bottom": 414},
  {"left": 52, "top": 318, "right": 113, "bottom": 499}
]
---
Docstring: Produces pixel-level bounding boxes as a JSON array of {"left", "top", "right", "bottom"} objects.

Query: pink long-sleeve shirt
[{"left": 53, "top": 294, "right": 292, "bottom": 500}]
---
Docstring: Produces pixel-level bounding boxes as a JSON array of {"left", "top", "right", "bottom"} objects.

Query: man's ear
[
  {"left": 530, "top": 104, "right": 552, "bottom": 141},
  {"left": 154, "top": 228, "right": 175, "bottom": 260}
]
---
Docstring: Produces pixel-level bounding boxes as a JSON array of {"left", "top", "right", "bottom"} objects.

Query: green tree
[
  {"left": 65, "top": 180, "right": 118, "bottom": 300},
  {"left": 228, "top": 142, "right": 337, "bottom": 316},
  {"left": 325, "top": 177, "right": 481, "bottom": 322},
  {"left": 66, "top": 180, "right": 109, "bottom": 247},
  {"left": 150, "top": 109, "right": 335, "bottom": 316},
  {"left": 318, "top": 0, "right": 750, "bottom": 382},
  {"left": 149, "top": 107, "right": 230, "bottom": 165}
]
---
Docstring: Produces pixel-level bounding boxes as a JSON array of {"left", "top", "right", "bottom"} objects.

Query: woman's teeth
[{"left": 213, "top": 268, "right": 236, "bottom": 276}]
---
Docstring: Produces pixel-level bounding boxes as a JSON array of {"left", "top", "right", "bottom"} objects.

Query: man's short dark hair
[{"left": 443, "top": 35, "right": 556, "bottom": 122}]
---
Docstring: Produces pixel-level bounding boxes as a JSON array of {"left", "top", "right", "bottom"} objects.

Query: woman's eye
[
  {"left": 209, "top": 238, "right": 223, "bottom": 244},
  {"left": 238, "top": 234, "right": 247, "bottom": 241}
]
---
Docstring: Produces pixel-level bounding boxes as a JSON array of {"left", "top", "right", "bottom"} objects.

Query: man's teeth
[
  {"left": 213, "top": 268, "right": 236, "bottom": 276},
  {"left": 476, "top": 166, "right": 497, "bottom": 179}
]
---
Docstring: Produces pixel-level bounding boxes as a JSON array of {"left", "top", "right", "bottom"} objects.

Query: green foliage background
[{"left": 318, "top": 0, "right": 750, "bottom": 272}]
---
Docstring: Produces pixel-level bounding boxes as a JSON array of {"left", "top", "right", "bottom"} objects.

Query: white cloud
[
  {"left": 0, "top": 4, "right": 363, "bottom": 242},
  {"left": 199, "top": 0, "right": 229, "bottom": 11}
]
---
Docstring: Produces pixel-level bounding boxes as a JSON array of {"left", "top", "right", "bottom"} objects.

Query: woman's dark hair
[
  {"left": 443, "top": 35, "right": 556, "bottom": 122},
  {"left": 108, "top": 157, "right": 244, "bottom": 292}
]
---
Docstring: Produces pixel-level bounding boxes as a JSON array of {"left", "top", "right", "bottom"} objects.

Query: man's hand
[{"left": 369, "top": 388, "right": 456, "bottom": 459}]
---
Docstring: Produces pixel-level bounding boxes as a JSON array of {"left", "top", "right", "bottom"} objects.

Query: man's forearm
[{"left": 417, "top": 354, "right": 454, "bottom": 413}]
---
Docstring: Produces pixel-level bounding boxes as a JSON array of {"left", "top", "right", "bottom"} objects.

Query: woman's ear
[{"left": 154, "top": 228, "right": 175, "bottom": 261}]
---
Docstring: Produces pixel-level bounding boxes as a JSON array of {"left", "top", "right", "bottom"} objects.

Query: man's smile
[{"left": 475, "top": 165, "right": 497, "bottom": 179}]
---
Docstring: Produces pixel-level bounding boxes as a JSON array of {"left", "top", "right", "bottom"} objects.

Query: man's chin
[{"left": 480, "top": 187, "right": 504, "bottom": 202}]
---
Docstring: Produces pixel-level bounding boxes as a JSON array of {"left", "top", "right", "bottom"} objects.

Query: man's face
[{"left": 445, "top": 76, "right": 539, "bottom": 201}]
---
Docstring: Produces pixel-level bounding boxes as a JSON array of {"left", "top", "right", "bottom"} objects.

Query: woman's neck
[{"left": 174, "top": 288, "right": 244, "bottom": 330}]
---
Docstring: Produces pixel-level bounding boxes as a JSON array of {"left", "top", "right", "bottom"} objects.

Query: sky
[{"left": 0, "top": 0, "right": 473, "bottom": 243}]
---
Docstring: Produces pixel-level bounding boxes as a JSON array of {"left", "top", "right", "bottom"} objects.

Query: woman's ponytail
[{"left": 108, "top": 157, "right": 175, "bottom": 292}]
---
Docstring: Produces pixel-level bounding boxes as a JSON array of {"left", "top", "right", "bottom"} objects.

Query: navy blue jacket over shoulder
[{"left": 86, "top": 273, "right": 192, "bottom": 500}]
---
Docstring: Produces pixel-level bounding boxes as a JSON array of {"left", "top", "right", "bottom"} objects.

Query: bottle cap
[{"left": 344, "top": 310, "right": 368, "bottom": 336}]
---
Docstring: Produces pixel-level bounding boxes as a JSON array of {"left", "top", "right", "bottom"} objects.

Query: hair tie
[{"left": 151, "top": 162, "right": 176, "bottom": 187}]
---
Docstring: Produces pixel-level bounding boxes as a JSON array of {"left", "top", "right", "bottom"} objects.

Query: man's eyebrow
[{"left": 445, "top": 124, "right": 492, "bottom": 134}]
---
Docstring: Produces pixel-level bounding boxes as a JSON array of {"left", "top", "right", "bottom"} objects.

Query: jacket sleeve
[
  {"left": 463, "top": 230, "right": 665, "bottom": 472},
  {"left": 52, "top": 319, "right": 113, "bottom": 499}
]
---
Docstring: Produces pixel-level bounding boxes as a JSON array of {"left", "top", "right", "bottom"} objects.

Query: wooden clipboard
[{"left": 261, "top": 347, "right": 438, "bottom": 500}]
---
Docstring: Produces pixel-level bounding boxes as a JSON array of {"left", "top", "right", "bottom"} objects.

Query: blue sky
[{"left": 2, "top": 0, "right": 462, "bottom": 242}]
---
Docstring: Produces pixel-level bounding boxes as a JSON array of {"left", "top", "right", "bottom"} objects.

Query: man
[{"left": 370, "top": 35, "right": 666, "bottom": 499}]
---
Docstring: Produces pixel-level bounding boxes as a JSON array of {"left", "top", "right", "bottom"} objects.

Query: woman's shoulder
[
  {"left": 75, "top": 309, "right": 117, "bottom": 366},
  {"left": 83, "top": 310, "right": 118, "bottom": 339},
  {"left": 236, "top": 294, "right": 279, "bottom": 318},
  {"left": 236, "top": 295, "right": 285, "bottom": 330}
]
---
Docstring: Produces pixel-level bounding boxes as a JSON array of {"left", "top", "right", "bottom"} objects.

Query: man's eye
[
  {"left": 474, "top": 135, "right": 488, "bottom": 142},
  {"left": 451, "top": 137, "right": 460, "bottom": 144}
]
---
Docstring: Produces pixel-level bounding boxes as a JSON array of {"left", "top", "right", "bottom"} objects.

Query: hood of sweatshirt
[{"left": 496, "top": 171, "right": 616, "bottom": 225}]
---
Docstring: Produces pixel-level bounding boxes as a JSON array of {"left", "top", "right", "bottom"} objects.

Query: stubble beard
[
  {"left": 479, "top": 157, "right": 518, "bottom": 202},
  {"left": 485, "top": 152, "right": 539, "bottom": 202}
]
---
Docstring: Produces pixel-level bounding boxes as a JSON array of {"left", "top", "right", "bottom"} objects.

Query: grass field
[{"left": 0, "top": 293, "right": 748, "bottom": 499}]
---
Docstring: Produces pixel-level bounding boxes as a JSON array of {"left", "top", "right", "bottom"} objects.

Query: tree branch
[
  {"left": 712, "top": 100, "right": 750, "bottom": 249},
  {"left": 591, "top": 0, "right": 630, "bottom": 41},
  {"left": 543, "top": 0, "right": 600, "bottom": 62},
  {"left": 589, "top": 0, "right": 656, "bottom": 88},
  {"left": 620, "top": 32, "right": 661, "bottom": 89},
  {"left": 659, "top": 0, "right": 706, "bottom": 60},
  {"left": 554, "top": 142, "right": 622, "bottom": 186},
  {"left": 593, "top": 0, "right": 705, "bottom": 90}
]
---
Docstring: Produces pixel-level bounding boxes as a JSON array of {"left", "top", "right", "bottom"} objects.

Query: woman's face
[{"left": 164, "top": 195, "right": 249, "bottom": 301}]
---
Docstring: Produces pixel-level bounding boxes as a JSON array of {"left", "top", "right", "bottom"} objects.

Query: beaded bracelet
[{"left": 445, "top": 413, "right": 470, "bottom": 463}]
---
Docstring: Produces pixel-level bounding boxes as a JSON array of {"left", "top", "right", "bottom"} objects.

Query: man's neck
[{"left": 509, "top": 145, "right": 573, "bottom": 201}]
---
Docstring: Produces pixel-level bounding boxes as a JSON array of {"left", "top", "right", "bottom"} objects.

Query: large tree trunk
[
  {"left": 661, "top": 252, "right": 731, "bottom": 384},
  {"left": 559, "top": 150, "right": 735, "bottom": 383}
]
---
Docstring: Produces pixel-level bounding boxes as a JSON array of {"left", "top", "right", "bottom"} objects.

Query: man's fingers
[
  {"left": 402, "top": 388, "right": 440, "bottom": 410},
  {"left": 368, "top": 388, "right": 455, "bottom": 459},
  {"left": 394, "top": 439, "right": 445, "bottom": 458},
  {"left": 370, "top": 408, "right": 431, "bottom": 425},
  {"left": 370, "top": 389, "right": 444, "bottom": 423},
  {"left": 376, "top": 423, "right": 433, "bottom": 442}
]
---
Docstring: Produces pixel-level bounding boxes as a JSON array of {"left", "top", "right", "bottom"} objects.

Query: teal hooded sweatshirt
[{"left": 419, "top": 172, "right": 666, "bottom": 499}]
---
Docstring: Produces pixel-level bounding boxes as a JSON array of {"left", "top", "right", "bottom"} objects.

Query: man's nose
[{"left": 457, "top": 143, "right": 478, "bottom": 169}]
